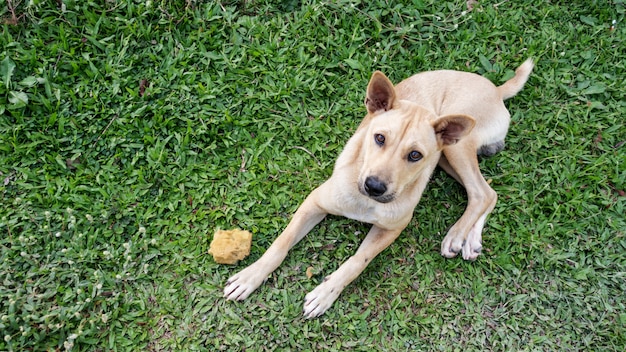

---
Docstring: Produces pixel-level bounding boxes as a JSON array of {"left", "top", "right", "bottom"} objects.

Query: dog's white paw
[
  {"left": 223, "top": 266, "right": 265, "bottom": 301},
  {"left": 441, "top": 227, "right": 466, "bottom": 259},
  {"left": 303, "top": 279, "right": 341, "bottom": 319},
  {"left": 441, "top": 226, "right": 482, "bottom": 261},
  {"left": 461, "top": 215, "right": 485, "bottom": 260}
]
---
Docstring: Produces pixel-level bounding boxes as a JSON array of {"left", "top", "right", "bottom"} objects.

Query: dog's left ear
[
  {"left": 365, "top": 71, "right": 396, "bottom": 115},
  {"left": 432, "top": 115, "right": 476, "bottom": 146}
]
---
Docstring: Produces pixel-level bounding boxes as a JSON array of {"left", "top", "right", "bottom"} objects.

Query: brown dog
[{"left": 224, "top": 59, "right": 534, "bottom": 318}]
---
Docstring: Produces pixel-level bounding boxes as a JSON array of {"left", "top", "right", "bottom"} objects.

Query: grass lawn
[{"left": 1, "top": 0, "right": 625, "bottom": 350}]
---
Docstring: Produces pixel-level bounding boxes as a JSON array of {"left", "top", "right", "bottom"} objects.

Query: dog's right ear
[{"left": 365, "top": 71, "right": 396, "bottom": 115}]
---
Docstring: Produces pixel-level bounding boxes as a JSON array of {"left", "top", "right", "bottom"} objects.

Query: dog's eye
[
  {"left": 408, "top": 150, "right": 423, "bottom": 162},
  {"left": 374, "top": 134, "right": 385, "bottom": 146}
]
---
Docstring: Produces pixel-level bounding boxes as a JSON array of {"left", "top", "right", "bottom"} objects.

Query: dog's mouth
[{"left": 369, "top": 193, "right": 395, "bottom": 203}]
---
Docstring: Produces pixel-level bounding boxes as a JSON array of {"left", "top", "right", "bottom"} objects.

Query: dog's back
[{"left": 395, "top": 59, "right": 534, "bottom": 155}]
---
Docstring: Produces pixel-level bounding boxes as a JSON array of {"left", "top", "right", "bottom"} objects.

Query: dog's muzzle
[{"left": 360, "top": 176, "right": 394, "bottom": 203}]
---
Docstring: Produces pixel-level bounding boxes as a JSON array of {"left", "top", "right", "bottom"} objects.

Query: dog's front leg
[
  {"left": 303, "top": 225, "right": 403, "bottom": 318},
  {"left": 224, "top": 188, "right": 328, "bottom": 301}
]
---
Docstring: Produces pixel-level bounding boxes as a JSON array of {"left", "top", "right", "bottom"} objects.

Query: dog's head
[{"left": 357, "top": 71, "right": 475, "bottom": 203}]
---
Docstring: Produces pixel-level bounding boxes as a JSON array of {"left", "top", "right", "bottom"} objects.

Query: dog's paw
[
  {"left": 441, "top": 228, "right": 466, "bottom": 259},
  {"left": 441, "top": 225, "right": 483, "bottom": 260},
  {"left": 303, "top": 279, "right": 341, "bottom": 319},
  {"left": 462, "top": 221, "right": 483, "bottom": 261},
  {"left": 223, "top": 266, "right": 265, "bottom": 301}
]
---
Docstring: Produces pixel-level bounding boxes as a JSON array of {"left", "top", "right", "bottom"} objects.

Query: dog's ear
[
  {"left": 432, "top": 115, "right": 476, "bottom": 146},
  {"left": 365, "top": 71, "right": 396, "bottom": 115}
]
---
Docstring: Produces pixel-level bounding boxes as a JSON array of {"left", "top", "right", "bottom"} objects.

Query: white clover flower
[
  {"left": 138, "top": 226, "right": 146, "bottom": 234},
  {"left": 150, "top": 238, "right": 157, "bottom": 245},
  {"left": 68, "top": 216, "right": 76, "bottom": 229},
  {"left": 4, "top": 335, "right": 10, "bottom": 342},
  {"left": 45, "top": 211, "right": 51, "bottom": 219},
  {"left": 115, "top": 274, "right": 122, "bottom": 279},
  {"left": 123, "top": 242, "right": 131, "bottom": 250},
  {"left": 55, "top": 232, "right": 61, "bottom": 238},
  {"left": 85, "top": 214, "right": 93, "bottom": 222},
  {"left": 66, "top": 207, "right": 73, "bottom": 214}
]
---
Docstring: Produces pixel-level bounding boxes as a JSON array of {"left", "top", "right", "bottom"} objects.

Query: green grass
[{"left": 1, "top": 0, "right": 625, "bottom": 350}]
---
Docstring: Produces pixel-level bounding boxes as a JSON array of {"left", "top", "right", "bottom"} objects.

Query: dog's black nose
[{"left": 364, "top": 176, "right": 387, "bottom": 197}]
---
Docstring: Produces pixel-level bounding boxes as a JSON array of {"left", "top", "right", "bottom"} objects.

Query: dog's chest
[{"left": 330, "top": 188, "right": 411, "bottom": 230}]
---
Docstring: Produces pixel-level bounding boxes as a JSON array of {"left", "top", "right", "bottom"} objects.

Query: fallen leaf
[
  {"left": 66, "top": 158, "right": 81, "bottom": 170},
  {"left": 306, "top": 266, "right": 314, "bottom": 279},
  {"left": 593, "top": 131, "right": 602, "bottom": 146},
  {"left": 139, "top": 79, "right": 149, "bottom": 97}
]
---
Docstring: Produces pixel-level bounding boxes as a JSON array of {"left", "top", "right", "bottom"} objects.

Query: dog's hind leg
[
  {"left": 440, "top": 143, "right": 497, "bottom": 260},
  {"left": 224, "top": 187, "right": 328, "bottom": 301}
]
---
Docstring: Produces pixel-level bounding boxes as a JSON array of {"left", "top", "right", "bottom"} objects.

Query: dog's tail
[{"left": 497, "top": 58, "right": 534, "bottom": 100}]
